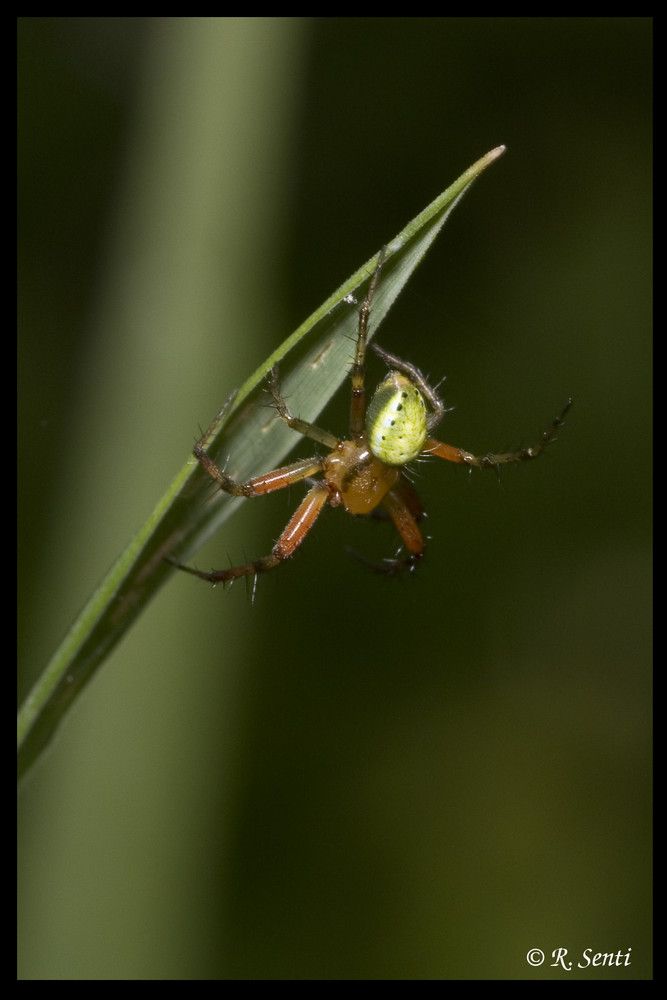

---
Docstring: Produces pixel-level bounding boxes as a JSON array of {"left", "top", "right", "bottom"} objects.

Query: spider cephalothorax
[{"left": 169, "top": 251, "right": 571, "bottom": 584}]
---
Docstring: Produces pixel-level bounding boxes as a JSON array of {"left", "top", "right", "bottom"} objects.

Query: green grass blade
[{"left": 17, "top": 146, "right": 505, "bottom": 780}]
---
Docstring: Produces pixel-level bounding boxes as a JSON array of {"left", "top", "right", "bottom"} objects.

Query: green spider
[{"left": 169, "top": 251, "right": 571, "bottom": 583}]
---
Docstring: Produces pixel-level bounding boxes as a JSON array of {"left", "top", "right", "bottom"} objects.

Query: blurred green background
[{"left": 18, "top": 17, "right": 651, "bottom": 980}]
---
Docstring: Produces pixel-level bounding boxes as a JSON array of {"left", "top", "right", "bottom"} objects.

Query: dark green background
[{"left": 18, "top": 18, "right": 651, "bottom": 980}]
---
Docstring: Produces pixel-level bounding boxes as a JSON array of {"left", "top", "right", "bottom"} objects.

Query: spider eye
[{"left": 366, "top": 373, "right": 428, "bottom": 466}]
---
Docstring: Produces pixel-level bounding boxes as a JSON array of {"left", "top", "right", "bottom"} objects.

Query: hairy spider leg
[
  {"left": 168, "top": 370, "right": 341, "bottom": 583},
  {"left": 173, "top": 481, "right": 330, "bottom": 583},
  {"left": 379, "top": 478, "right": 427, "bottom": 570},
  {"left": 371, "top": 342, "right": 447, "bottom": 431},
  {"left": 346, "top": 476, "right": 427, "bottom": 574},
  {"left": 267, "top": 366, "right": 339, "bottom": 450},
  {"left": 350, "top": 248, "right": 386, "bottom": 439},
  {"left": 423, "top": 398, "right": 573, "bottom": 468}
]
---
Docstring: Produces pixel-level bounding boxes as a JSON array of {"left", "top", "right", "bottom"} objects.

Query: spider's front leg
[
  {"left": 192, "top": 445, "right": 325, "bottom": 499},
  {"left": 168, "top": 385, "right": 334, "bottom": 581},
  {"left": 189, "top": 371, "right": 335, "bottom": 497},
  {"left": 267, "top": 366, "right": 339, "bottom": 450},
  {"left": 424, "top": 398, "right": 572, "bottom": 468}
]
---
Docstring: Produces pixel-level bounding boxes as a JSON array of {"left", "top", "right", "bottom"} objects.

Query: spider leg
[
  {"left": 190, "top": 361, "right": 337, "bottom": 497},
  {"left": 347, "top": 477, "right": 425, "bottom": 575},
  {"left": 371, "top": 343, "right": 447, "bottom": 430},
  {"left": 169, "top": 446, "right": 328, "bottom": 581},
  {"left": 193, "top": 388, "right": 239, "bottom": 450},
  {"left": 423, "top": 399, "right": 572, "bottom": 468},
  {"left": 193, "top": 448, "right": 324, "bottom": 498},
  {"left": 350, "top": 247, "right": 386, "bottom": 439},
  {"left": 170, "top": 362, "right": 339, "bottom": 585},
  {"left": 268, "top": 366, "right": 339, "bottom": 449},
  {"left": 169, "top": 483, "right": 330, "bottom": 583}
]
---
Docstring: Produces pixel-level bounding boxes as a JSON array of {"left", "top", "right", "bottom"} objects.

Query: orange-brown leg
[
  {"left": 347, "top": 478, "right": 425, "bottom": 574},
  {"left": 190, "top": 362, "right": 335, "bottom": 497},
  {"left": 383, "top": 483, "right": 425, "bottom": 568},
  {"left": 193, "top": 449, "right": 325, "bottom": 497},
  {"left": 423, "top": 398, "right": 572, "bottom": 468},
  {"left": 171, "top": 483, "right": 331, "bottom": 583},
  {"left": 170, "top": 384, "right": 331, "bottom": 582}
]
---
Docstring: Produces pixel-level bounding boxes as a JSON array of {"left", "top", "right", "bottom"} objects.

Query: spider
[{"left": 169, "top": 250, "right": 571, "bottom": 584}]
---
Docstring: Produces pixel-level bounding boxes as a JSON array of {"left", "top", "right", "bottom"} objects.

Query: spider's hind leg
[{"left": 347, "top": 477, "right": 426, "bottom": 575}]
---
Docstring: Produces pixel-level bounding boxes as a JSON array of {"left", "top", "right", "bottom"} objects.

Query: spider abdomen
[{"left": 365, "top": 372, "right": 428, "bottom": 466}]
